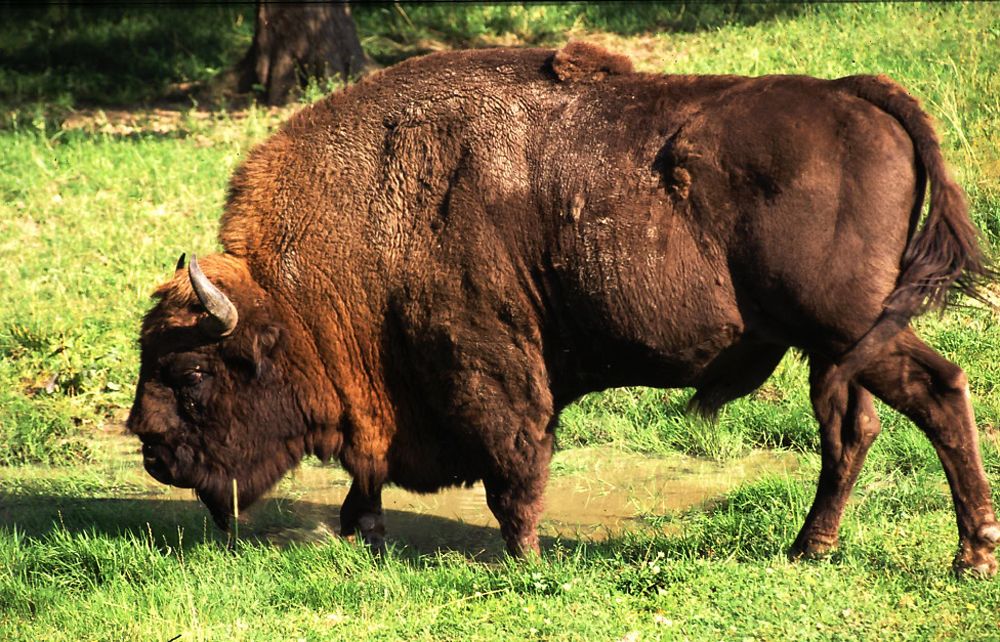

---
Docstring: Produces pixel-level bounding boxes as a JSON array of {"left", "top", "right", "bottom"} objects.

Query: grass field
[{"left": 3, "top": 2, "right": 1000, "bottom": 640}]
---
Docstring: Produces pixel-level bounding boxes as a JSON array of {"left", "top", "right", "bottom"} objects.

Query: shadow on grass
[
  {"left": 0, "top": 5, "right": 251, "bottom": 108},
  {"left": 0, "top": 492, "right": 223, "bottom": 548},
  {"left": 1, "top": 483, "right": 934, "bottom": 577},
  {"left": 1, "top": 3, "right": 806, "bottom": 109},
  {"left": 0, "top": 478, "right": 804, "bottom": 565},
  {"left": 0, "top": 492, "right": 570, "bottom": 561}
]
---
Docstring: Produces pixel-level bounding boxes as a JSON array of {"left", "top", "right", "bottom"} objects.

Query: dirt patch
[{"left": 56, "top": 106, "right": 294, "bottom": 138}]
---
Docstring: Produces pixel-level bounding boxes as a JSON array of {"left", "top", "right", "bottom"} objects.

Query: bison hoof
[
  {"left": 788, "top": 534, "right": 838, "bottom": 560},
  {"left": 356, "top": 513, "right": 387, "bottom": 554},
  {"left": 953, "top": 558, "right": 997, "bottom": 579},
  {"left": 362, "top": 532, "right": 387, "bottom": 555},
  {"left": 953, "top": 534, "right": 999, "bottom": 579},
  {"left": 505, "top": 533, "right": 541, "bottom": 558}
]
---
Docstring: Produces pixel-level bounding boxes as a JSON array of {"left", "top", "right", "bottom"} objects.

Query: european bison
[{"left": 128, "top": 43, "right": 999, "bottom": 574}]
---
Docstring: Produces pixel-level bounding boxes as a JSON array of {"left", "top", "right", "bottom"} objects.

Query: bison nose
[{"left": 126, "top": 404, "right": 149, "bottom": 438}]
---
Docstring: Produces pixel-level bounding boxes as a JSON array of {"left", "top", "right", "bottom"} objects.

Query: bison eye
[{"left": 182, "top": 369, "right": 205, "bottom": 387}]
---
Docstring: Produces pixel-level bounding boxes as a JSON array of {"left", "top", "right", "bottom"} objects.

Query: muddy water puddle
[
  {"left": 251, "top": 447, "right": 796, "bottom": 554},
  {"left": 1, "top": 433, "right": 796, "bottom": 556}
]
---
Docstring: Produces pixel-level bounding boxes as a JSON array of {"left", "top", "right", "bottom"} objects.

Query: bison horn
[
  {"left": 188, "top": 254, "right": 239, "bottom": 337},
  {"left": 175, "top": 253, "right": 186, "bottom": 271}
]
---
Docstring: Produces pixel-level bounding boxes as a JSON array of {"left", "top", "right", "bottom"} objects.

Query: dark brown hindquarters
[{"left": 831, "top": 75, "right": 993, "bottom": 380}]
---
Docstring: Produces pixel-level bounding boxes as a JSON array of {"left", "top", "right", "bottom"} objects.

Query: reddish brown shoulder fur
[{"left": 549, "top": 41, "right": 634, "bottom": 82}]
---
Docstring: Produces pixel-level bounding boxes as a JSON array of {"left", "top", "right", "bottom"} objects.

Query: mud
[
  {"left": 250, "top": 447, "right": 795, "bottom": 555},
  {"left": 1, "top": 435, "right": 795, "bottom": 557}
]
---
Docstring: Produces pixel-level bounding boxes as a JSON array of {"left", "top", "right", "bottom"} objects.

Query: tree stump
[{"left": 235, "top": 2, "right": 375, "bottom": 106}]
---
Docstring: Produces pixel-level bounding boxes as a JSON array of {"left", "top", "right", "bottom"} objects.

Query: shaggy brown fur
[
  {"left": 128, "top": 43, "right": 999, "bottom": 573},
  {"left": 549, "top": 40, "right": 633, "bottom": 81}
]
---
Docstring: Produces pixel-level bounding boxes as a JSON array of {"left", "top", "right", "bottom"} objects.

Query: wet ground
[
  {"left": 260, "top": 448, "right": 795, "bottom": 553},
  {"left": 1, "top": 430, "right": 796, "bottom": 558}
]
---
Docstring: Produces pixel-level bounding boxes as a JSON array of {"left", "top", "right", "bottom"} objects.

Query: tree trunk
[{"left": 235, "top": 2, "right": 374, "bottom": 106}]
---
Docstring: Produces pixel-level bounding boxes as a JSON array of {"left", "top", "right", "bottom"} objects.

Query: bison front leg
[
  {"left": 791, "top": 358, "right": 881, "bottom": 559},
  {"left": 425, "top": 314, "right": 555, "bottom": 556},
  {"left": 483, "top": 429, "right": 554, "bottom": 557},
  {"left": 340, "top": 479, "right": 386, "bottom": 552},
  {"left": 859, "top": 328, "right": 1000, "bottom": 576}
]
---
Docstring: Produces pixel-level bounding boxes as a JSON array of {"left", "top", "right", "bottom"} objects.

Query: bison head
[{"left": 127, "top": 253, "right": 323, "bottom": 529}]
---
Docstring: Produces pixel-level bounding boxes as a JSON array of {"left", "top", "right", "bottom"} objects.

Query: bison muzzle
[{"left": 127, "top": 42, "right": 999, "bottom": 575}]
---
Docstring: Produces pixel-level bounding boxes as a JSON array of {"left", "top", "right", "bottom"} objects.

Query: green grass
[
  {"left": 4, "top": 473, "right": 1000, "bottom": 640},
  {"left": 3, "top": 2, "right": 1000, "bottom": 639}
]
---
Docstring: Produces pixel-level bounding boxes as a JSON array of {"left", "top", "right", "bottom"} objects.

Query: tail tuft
[
  {"left": 886, "top": 183, "right": 994, "bottom": 315},
  {"left": 839, "top": 74, "right": 994, "bottom": 317}
]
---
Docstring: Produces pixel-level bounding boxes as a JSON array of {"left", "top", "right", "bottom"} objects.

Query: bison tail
[{"left": 838, "top": 74, "right": 994, "bottom": 317}]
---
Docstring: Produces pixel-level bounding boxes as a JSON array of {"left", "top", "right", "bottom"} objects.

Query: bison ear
[{"left": 223, "top": 324, "right": 282, "bottom": 380}]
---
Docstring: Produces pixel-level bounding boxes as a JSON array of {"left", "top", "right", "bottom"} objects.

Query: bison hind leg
[
  {"left": 790, "top": 357, "right": 881, "bottom": 560},
  {"left": 688, "top": 339, "right": 787, "bottom": 418},
  {"left": 857, "top": 328, "right": 1000, "bottom": 577}
]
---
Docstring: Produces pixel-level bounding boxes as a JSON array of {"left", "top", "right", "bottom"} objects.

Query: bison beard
[{"left": 128, "top": 42, "right": 999, "bottom": 575}]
